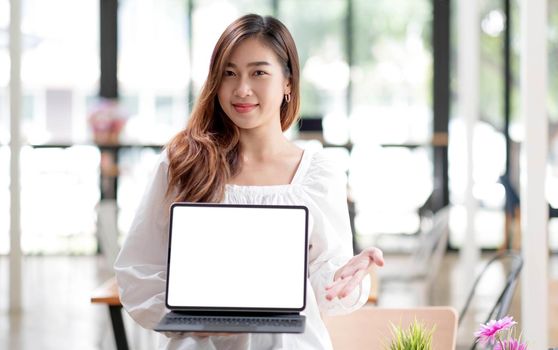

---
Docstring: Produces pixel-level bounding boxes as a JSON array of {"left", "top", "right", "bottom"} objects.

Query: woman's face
[{"left": 217, "top": 38, "right": 290, "bottom": 132}]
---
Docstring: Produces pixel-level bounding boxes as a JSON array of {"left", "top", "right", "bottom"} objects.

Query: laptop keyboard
[{"left": 165, "top": 315, "right": 303, "bottom": 328}]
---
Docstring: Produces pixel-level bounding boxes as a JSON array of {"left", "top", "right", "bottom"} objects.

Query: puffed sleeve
[
  {"left": 114, "top": 150, "right": 173, "bottom": 330},
  {"left": 302, "top": 151, "right": 371, "bottom": 316}
]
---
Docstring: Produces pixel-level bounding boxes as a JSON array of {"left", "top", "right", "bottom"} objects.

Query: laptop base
[{"left": 154, "top": 311, "right": 306, "bottom": 333}]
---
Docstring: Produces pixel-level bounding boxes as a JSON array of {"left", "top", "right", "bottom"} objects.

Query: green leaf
[{"left": 385, "top": 318, "right": 436, "bottom": 350}]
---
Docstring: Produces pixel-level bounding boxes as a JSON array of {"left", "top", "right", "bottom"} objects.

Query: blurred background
[
  {"left": 1, "top": 0, "right": 558, "bottom": 349},
  {"left": 3, "top": 0, "right": 558, "bottom": 255}
]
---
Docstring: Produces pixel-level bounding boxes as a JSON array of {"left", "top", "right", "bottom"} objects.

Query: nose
[{"left": 233, "top": 77, "right": 252, "bottom": 98}]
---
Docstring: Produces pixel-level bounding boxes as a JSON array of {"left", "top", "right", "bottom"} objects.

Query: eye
[
  {"left": 253, "top": 70, "right": 267, "bottom": 76},
  {"left": 223, "top": 70, "right": 236, "bottom": 77}
]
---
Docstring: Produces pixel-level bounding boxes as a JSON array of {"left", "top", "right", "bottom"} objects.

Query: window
[
  {"left": 0, "top": 0, "right": 8, "bottom": 254},
  {"left": 1, "top": 0, "right": 101, "bottom": 254},
  {"left": 279, "top": 0, "right": 348, "bottom": 121},
  {"left": 0, "top": 145, "right": 8, "bottom": 254},
  {"left": 20, "top": 146, "right": 99, "bottom": 254},
  {"left": 351, "top": 0, "right": 432, "bottom": 145},
  {"left": 349, "top": 0, "right": 433, "bottom": 241},
  {"left": 547, "top": 0, "right": 558, "bottom": 251},
  {"left": 21, "top": 0, "right": 99, "bottom": 143},
  {"left": 118, "top": 0, "right": 190, "bottom": 144}
]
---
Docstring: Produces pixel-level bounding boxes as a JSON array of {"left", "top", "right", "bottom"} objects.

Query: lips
[{"left": 232, "top": 103, "right": 258, "bottom": 113}]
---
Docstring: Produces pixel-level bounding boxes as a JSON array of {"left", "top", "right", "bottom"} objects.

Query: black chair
[
  {"left": 377, "top": 206, "right": 451, "bottom": 305},
  {"left": 373, "top": 189, "right": 441, "bottom": 254},
  {"left": 458, "top": 250, "right": 523, "bottom": 350}
]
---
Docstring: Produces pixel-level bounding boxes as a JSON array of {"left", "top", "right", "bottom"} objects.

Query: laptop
[{"left": 154, "top": 202, "right": 308, "bottom": 333}]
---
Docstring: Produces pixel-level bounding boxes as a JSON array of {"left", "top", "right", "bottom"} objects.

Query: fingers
[
  {"left": 325, "top": 246, "right": 385, "bottom": 301},
  {"left": 188, "top": 332, "right": 236, "bottom": 337},
  {"left": 334, "top": 256, "right": 370, "bottom": 281},
  {"left": 325, "top": 268, "right": 368, "bottom": 301},
  {"left": 164, "top": 332, "right": 237, "bottom": 338},
  {"left": 325, "top": 276, "right": 349, "bottom": 301},
  {"left": 333, "top": 247, "right": 384, "bottom": 282},
  {"left": 365, "top": 247, "right": 385, "bottom": 267},
  {"left": 338, "top": 269, "right": 368, "bottom": 298},
  {"left": 163, "top": 331, "right": 186, "bottom": 339}
]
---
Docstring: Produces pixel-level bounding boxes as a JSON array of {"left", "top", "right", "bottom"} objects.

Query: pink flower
[
  {"left": 474, "top": 316, "right": 517, "bottom": 345},
  {"left": 494, "top": 339, "right": 528, "bottom": 350}
]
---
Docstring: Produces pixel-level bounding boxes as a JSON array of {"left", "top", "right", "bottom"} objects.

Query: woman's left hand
[{"left": 325, "top": 247, "right": 384, "bottom": 301}]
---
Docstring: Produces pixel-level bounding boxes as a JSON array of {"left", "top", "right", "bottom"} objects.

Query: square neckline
[{"left": 225, "top": 149, "right": 311, "bottom": 190}]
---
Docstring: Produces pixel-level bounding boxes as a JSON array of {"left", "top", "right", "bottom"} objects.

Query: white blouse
[{"left": 114, "top": 147, "right": 371, "bottom": 350}]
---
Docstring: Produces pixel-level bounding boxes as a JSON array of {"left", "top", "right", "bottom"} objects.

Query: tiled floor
[
  {"left": 0, "top": 256, "right": 113, "bottom": 350},
  {"left": 0, "top": 252, "right": 556, "bottom": 349}
]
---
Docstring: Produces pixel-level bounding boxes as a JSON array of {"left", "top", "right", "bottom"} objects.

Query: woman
[{"left": 114, "top": 14, "right": 384, "bottom": 349}]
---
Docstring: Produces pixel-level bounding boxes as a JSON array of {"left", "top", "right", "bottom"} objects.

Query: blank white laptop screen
[{"left": 166, "top": 204, "right": 308, "bottom": 311}]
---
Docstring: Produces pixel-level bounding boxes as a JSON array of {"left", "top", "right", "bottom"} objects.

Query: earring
[{"left": 284, "top": 93, "right": 291, "bottom": 103}]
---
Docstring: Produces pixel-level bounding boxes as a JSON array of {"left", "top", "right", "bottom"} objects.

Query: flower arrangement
[
  {"left": 88, "top": 98, "right": 128, "bottom": 145},
  {"left": 474, "top": 316, "right": 527, "bottom": 350},
  {"left": 385, "top": 319, "right": 435, "bottom": 350}
]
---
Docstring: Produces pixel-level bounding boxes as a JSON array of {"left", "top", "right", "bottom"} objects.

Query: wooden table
[
  {"left": 323, "top": 306, "right": 458, "bottom": 349},
  {"left": 550, "top": 279, "right": 558, "bottom": 346},
  {"left": 368, "top": 266, "right": 379, "bottom": 304},
  {"left": 91, "top": 277, "right": 129, "bottom": 350}
]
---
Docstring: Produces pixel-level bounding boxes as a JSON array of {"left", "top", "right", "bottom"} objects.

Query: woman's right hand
[
  {"left": 164, "top": 332, "right": 236, "bottom": 338},
  {"left": 190, "top": 332, "right": 236, "bottom": 337}
]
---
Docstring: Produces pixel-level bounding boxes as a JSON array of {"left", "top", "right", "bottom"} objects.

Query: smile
[{"left": 233, "top": 103, "right": 258, "bottom": 113}]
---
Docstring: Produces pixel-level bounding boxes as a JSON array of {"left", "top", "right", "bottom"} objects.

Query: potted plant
[{"left": 385, "top": 318, "right": 436, "bottom": 350}]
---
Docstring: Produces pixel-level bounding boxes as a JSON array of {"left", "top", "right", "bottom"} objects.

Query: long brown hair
[{"left": 166, "top": 14, "right": 301, "bottom": 203}]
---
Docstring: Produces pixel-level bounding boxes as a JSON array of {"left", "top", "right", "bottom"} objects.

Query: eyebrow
[{"left": 226, "top": 61, "right": 272, "bottom": 68}]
